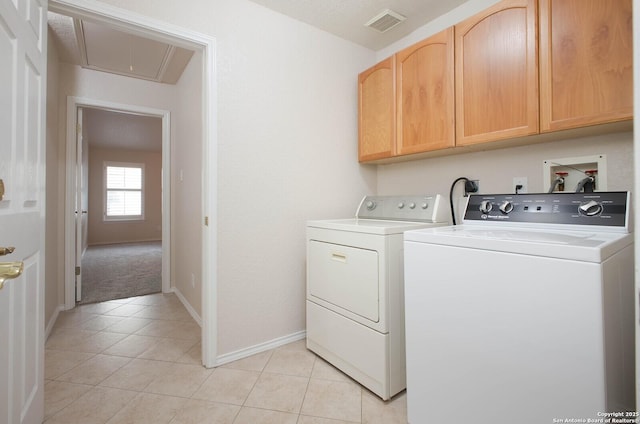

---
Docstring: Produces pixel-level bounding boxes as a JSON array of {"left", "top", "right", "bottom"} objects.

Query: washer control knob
[
  {"left": 421, "top": 203, "right": 429, "bottom": 210},
  {"left": 499, "top": 201, "right": 514, "bottom": 214},
  {"left": 409, "top": 202, "right": 416, "bottom": 209},
  {"left": 365, "top": 200, "right": 376, "bottom": 211},
  {"left": 479, "top": 200, "right": 493, "bottom": 214},
  {"left": 579, "top": 200, "right": 603, "bottom": 216},
  {"left": 398, "top": 202, "right": 405, "bottom": 209}
]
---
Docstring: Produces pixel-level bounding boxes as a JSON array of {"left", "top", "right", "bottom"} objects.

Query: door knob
[
  {"left": 0, "top": 247, "right": 15, "bottom": 256},
  {"left": 0, "top": 262, "right": 23, "bottom": 290}
]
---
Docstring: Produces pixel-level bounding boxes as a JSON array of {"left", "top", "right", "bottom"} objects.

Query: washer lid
[
  {"left": 404, "top": 225, "right": 633, "bottom": 262},
  {"left": 307, "top": 218, "right": 445, "bottom": 235}
]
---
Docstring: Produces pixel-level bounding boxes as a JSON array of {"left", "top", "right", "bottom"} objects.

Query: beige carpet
[{"left": 79, "top": 241, "right": 162, "bottom": 304}]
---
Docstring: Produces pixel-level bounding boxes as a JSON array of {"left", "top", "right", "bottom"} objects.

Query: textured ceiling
[
  {"left": 83, "top": 108, "right": 162, "bottom": 152},
  {"left": 247, "top": 0, "right": 469, "bottom": 50}
]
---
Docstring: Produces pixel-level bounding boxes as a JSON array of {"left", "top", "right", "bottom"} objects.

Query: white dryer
[
  {"left": 403, "top": 192, "right": 635, "bottom": 424},
  {"left": 306, "top": 194, "right": 448, "bottom": 400}
]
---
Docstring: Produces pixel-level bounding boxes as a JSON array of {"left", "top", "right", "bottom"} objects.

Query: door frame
[
  {"left": 51, "top": 0, "right": 218, "bottom": 368},
  {"left": 64, "top": 98, "right": 171, "bottom": 302}
]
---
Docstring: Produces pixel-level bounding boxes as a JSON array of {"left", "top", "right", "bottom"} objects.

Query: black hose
[{"left": 449, "top": 177, "right": 470, "bottom": 225}]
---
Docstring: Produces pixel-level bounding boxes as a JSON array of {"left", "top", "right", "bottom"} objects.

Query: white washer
[
  {"left": 403, "top": 192, "right": 635, "bottom": 424},
  {"left": 307, "top": 194, "right": 448, "bottom": 400}
]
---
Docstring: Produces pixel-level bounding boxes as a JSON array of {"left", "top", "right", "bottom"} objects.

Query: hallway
[{"left": 44, "top": 293, "right": 408, "bottom": 423}]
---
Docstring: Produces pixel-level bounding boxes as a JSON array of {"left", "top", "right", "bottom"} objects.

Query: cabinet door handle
[{"left": 0, "top": 247, "right": 15, "bottom": 256}]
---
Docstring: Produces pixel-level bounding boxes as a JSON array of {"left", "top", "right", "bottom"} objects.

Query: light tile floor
[{"left": 45, "top": 293, "right": 408, "bottom": 424}]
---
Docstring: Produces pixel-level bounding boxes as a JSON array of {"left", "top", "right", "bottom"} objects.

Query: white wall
[
  {"left": 57, "top": 62, "right": 176, "bottom": 112},
  {"left": 210, "top": 2, "right": 376, "bottom": 354},
  {"left": 172, "top": 51, "right": 203, "bottom": 316},
  {"left": 377, "top": 132, "right": 633, "bottom": 209},
  {"left": 91, "top": 0, "right": 377, "bottom": 355}
]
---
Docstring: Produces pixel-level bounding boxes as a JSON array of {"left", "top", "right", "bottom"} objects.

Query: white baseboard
[
  {"left": 88, "top": 239, "right": 162, "bottom": 247},
  {"left": 214, "top": 330, "right": 307, "bottom": 367},
  {"left": 45, "top": 305, "right": 65, "bottom": 341},
  {"left": 170, "top": 286, "right": 202, "bottom": 327},
  {"left": 169, "top": 286, "right": 306, "bottom": 368}
]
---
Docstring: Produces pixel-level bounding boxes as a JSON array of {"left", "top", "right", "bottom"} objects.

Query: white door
[
  {"left": 75, "top": 107, "right": 87, "bottom": 302},
  {"left": 0, "top": 0, "right": 47, "bottom": 422}
]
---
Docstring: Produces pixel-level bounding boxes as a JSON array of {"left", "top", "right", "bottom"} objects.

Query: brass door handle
[
  {"left": 0, "top": 262, "right": 23, "bottom": 290},
  {"left": 0, "top": 247, "right": 15, "bottom": 256}
]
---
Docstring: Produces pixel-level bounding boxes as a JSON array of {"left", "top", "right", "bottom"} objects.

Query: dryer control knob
[
  {"left": 479, "top": 200, "right": 493, "bottom": 214},
  {"left": 365, "top": 201, "right": 376, "bottom": 210},
  {"left": 409, "top": 202, "right": 416, "bottom": 209},
  {"left": 398, "top": 202, "right": 405, "bottom": 209},
  {"left": 499, "top": 201, "right": 514, "bottom": 214},
  {"left": 579, "top": 200, "right": 603, "bottom": 216},
  {"left": 421, "top": 203, "right": 429, "bottom": 210}
]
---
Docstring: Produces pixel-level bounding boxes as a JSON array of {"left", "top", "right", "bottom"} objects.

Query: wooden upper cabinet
[
  {"left": 539, "top": 0, "right": 633, "bottom": 132},
  {"left": 455, "top": 0, "right": 538, "bottom": 146},
  {"left": 358, "top": 56, "right": 395, "bottom": 162},
  {"left": 396, "top": 28, "right": 455, "bottom": 155}
]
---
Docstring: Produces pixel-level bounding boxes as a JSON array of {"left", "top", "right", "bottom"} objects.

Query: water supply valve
[
  {"left": 555, "top": 172, "right": 568, "bottom": 192},
  {"left": 585, "top": 170, "right": 598, "bottom": 191}
]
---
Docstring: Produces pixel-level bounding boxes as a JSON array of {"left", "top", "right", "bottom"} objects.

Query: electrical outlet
[
  {"left": 465, "top": 179, "right": 479, "bottom": 193},
  {"left": 513, "top": 177, "right": 528, "bottom": 194}
]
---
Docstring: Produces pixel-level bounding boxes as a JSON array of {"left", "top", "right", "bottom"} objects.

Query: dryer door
[{"left": 308, "top": 240, "right": 379, "bottom": 322}]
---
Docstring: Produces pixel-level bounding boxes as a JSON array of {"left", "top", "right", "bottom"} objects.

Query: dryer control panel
[
  {"left": 463, "top": 192, "right": 630, "bottom": 229},
  {"left": 357, "top": 194, "right": 448, "bottom": 223}
]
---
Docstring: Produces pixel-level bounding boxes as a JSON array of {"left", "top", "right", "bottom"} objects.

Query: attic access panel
[{"left": 79, "top": 20, "right": 170, "bottom": 79}]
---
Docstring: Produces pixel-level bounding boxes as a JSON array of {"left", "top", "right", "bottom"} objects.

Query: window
[{"left": 104, "top": 162, "right": 144, "bottom": 221}]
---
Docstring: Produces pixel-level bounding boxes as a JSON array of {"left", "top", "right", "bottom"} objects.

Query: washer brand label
[{"left": 484, "top": 214, "right": 509, "bottom": 220}]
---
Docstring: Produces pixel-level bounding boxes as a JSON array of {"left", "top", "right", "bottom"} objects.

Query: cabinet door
[
  {"left": 455, "top": 0, "right": 538, "bottom": 146},
  {"left": 539, "top": 0, "right": 633, "bottom": 132},
  {"left": 396, "top": 28, "right": 455, "bottom": 155},
  {"left": 358, "top": 57, "right": 395, "bottom": 161}
]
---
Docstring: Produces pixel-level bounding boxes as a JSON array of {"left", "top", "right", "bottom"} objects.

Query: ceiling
[
  {"left": 247, "top": 0, "right": 469, "bottom": 50},
  {"left": 83, "top": 108, "right": 162, "bottom": 152},
  {"left": 48, "top": 1, "right": 469, "bottom": 153},
  {"left": 47, "top": 13, "right": 175, "bottom": 152},
  {"left": 47, "top": 11, "right": 194, "bottom": 84}
]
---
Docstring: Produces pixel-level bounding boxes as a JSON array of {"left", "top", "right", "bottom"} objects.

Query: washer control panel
[
  {"left": 357, "top": 194, "right": 448, "bottom": 223},
  {"left": 463, "top": 192, "right": 629, "bottom": 228}
]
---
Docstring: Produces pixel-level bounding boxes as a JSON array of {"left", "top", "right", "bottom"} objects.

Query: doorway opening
[
  {"left": 50, "top": 0, "right": 218, "bottom": 367},
  {"left": 75, "top": 105, "right": 166, "bottom": 305}
]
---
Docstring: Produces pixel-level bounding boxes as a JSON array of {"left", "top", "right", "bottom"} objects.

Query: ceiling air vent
[{"left": 365, "top": 9, "right": 407, "bottom": 33}]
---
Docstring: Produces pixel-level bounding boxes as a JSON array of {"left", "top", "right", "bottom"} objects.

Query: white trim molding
[
  {"left": 171, "top": 286, "right": 202, "bottom": 327},
  {"left": 45, "top": 305, "right": 65, "bottom": 341},
  {"left": 215, "top": 331, "right": 307, "bottom": 367}
]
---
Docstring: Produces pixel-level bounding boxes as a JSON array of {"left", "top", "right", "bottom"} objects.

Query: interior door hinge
[
  {"left": 75, "top": 266, "right": 80, "bottom": 276},
  {"left": 204, "top": 216, "right": 209, "bottom": 226},
  {"left": 76, "top": 123, "right": 82, "bottom": 133}
]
